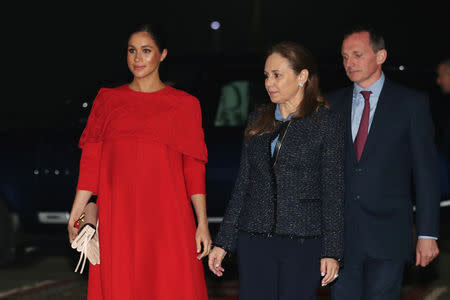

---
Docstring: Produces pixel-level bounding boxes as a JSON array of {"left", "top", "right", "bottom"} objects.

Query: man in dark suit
[{"left": 328, "top": 27, "right": 441, "bottom": 300}]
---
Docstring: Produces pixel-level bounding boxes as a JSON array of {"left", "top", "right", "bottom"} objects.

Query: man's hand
[{"left": 416, "top": 238, "right": 439, "bottom": 267}]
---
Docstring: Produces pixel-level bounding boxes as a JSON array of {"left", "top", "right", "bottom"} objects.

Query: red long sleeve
[
  {"left": 77, "top": 142, "right": 102, "bottom": 194},
  {"left": 76, "top": 89, "right": 107, "bottom": 194},
  {"left": 183, "top": 155, "right": 206, "bottom": 197}
]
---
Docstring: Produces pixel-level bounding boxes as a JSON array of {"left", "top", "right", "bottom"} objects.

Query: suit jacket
[
  {"left": 326, "top": 79, "right": 440, "bottom": 261},
  {"left": 214, "top": 106, "right": 345, "bottom": 261}
]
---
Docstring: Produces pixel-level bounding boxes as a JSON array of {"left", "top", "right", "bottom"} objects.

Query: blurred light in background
[
  {"left": 399, "top": 65, "right": 405, "bottom": 71},
  {"left": 210, "top": 21, "right": 221, "bottom": 30},
  {"left": 82, "top": 102, "right": 88, "bottom": 108}
]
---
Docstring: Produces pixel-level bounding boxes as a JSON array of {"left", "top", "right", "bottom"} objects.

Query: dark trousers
[
  {"left": 331, "top": 252, "right": 405, "bottom": 300},
  {"left": 237, "top": 231, "right": 322, "bottom": 300}
]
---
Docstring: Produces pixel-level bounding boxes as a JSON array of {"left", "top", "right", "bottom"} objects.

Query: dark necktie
[{"left": 354, "top": 91, "right": 372, "bottom": 162}]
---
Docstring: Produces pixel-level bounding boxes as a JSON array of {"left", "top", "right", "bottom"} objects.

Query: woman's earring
[{"left": 299, "top": 83, "right": 304, "bottom": 88}]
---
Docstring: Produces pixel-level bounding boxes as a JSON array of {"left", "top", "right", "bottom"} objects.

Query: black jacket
[{"left": 214, "top": 106, "right": 345, "bottom": 261}]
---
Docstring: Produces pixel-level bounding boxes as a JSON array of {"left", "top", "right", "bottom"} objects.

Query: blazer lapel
[
  {"left": 341, "top": 87, "right": 358, "bottom": 165},
  {"left": 358, "top": 80, "right": 392, "bottom": 164}
]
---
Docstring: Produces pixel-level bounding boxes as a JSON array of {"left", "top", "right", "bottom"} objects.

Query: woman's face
[
  {"left": 264, "top": 53, "right": 303, "bottom": 104},
  {"left": 127, "top": 32, "right": 167, "bottom": 79}
]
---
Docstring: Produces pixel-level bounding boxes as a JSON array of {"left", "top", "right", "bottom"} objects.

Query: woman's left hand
[
  {"left": 195, "top": 223, "right": 212, "bottom": 260},
  {"left": 320, "top": 258, "right": 340, "bottom": 286}
]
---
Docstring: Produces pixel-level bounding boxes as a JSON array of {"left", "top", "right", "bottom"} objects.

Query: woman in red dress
[{"left": 67, "top": 24, "right": 211, "bottom": 300}]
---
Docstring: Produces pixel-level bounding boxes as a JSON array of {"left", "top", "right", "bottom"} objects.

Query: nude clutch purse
[{"left": 71, "top": 202, "right": 100, "bottom": 274}]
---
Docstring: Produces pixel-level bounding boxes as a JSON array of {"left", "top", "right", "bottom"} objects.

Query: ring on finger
[{"left": 334, "top": 273, "right": 339, "bottom": 278}]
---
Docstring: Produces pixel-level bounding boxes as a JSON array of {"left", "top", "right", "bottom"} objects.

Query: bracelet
[{"left": 74, "top": 213, "right": 86, "bottom": 229}]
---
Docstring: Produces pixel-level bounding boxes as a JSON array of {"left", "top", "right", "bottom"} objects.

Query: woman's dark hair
[
  {"left": 245, "top": 41, "right": 329, "bottom": 138},
  {"left": 128, "top": 23, "right": 167, "bottom": 52}
]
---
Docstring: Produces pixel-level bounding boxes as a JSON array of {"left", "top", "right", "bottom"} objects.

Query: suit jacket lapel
[
  {"left": 358, "top": 80, "right": 392, "bottom": 164},
  {"left": 341, "top": 87, "right": 358, "bottom": 165}
]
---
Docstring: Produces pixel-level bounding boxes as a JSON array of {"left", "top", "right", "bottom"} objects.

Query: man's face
[
  {"left": 341, "top": 32, "right": 386, "bottom": 88},
  {"left": 436, "top": 64, "right": 450, "bottom": 94}
]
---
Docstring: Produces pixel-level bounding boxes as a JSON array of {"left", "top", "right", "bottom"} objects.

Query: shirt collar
[
  {"left": 353, "top": 72, "right": 385, "bottom": 100},
  {"left": 275, "top": 104, "right": 297, "bottom": 121}
]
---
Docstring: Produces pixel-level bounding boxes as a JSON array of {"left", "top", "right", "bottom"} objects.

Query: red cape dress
[{"left": 77, "top": 84, "right": 208, "bottom": 300}]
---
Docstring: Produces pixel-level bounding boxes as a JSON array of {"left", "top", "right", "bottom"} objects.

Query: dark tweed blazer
[{"left": 214, "top": 106, "right": 345, "bottom": 261}]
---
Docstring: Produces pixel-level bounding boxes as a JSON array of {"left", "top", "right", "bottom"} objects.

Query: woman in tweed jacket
[{"left": 208, "top": 41, "right": 345, "bottom": 300}]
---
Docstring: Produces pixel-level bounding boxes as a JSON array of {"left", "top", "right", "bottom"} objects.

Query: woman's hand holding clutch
[{"left": 67, "top": 218, "right": 78, "bottom": 243}]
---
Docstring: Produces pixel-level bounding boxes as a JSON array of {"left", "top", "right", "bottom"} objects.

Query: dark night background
[
  {"left": 0, "top": 3, "right": 449, "bottom": 298},
  {"left": 3, "top": 1, "right": 449, "bottom": 130}
]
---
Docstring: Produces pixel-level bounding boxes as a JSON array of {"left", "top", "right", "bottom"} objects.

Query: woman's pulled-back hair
[
  {"left": 245, "top": 41, "right": 329, "bottom": 138},
  {"left": 128, "top": 23, "right": 167, "bottom": 52}
]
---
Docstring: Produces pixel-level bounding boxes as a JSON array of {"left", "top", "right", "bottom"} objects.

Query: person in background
[
  {"left": 327, "top": 27, "right": 440, "bottom": 300},
  {"left": 208, "top": 41, "right": 344, "bottom": 300},
  {"left": 436, "top": 58, "right": 450, "bottom": 95},
  {"left": 67, "top": 24, "right": 211, "bottom": 300}
]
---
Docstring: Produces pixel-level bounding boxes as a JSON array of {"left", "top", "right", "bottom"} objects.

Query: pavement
[{"left": 0, "top": 235, "right": 449, "bottom": 299}]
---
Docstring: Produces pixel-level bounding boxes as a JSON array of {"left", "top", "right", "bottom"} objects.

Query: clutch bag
[{"left": 71, "top": 202, "right": 100, "bottom": 274}]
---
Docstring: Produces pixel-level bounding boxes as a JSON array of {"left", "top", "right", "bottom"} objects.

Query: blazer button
[{"left": 355, "top": 195, "right": 360, "bottom": 200}]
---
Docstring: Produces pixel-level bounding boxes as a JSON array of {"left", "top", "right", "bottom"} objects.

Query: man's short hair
[{"left": 344, "top": 26, "right": 385, "bottom": 53}]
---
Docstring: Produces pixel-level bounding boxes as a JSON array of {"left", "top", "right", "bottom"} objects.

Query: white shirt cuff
[{"left": 418, "top": 235, "right": 438, "bottom": 240}]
